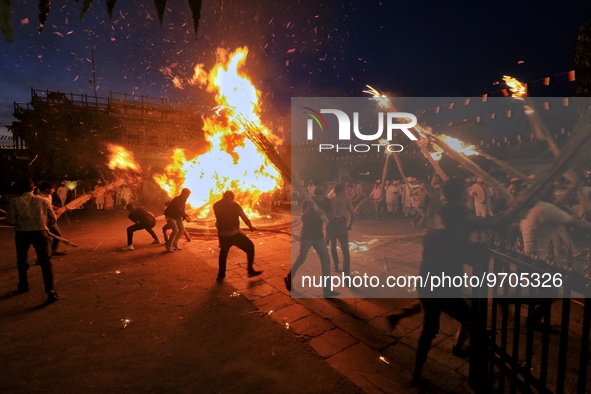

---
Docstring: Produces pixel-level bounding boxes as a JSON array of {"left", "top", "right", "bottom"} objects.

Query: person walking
[
  {"left": 328, "top": 183, "right": 354, "bottom": 274},
  {"left": 164, "top": 188, "right": 191, "bottom": 252},
  {"left": 6, "top": 178, "right": 59, "bottom": 303},
  {"left": 369, "top": 180, "right": 385, "bottom": 220},
  {"left": 120, "top": 203, "right": 160, "bottom": 251},
  {"left": 284, "top": 184, "right": 338, "bottom": 298},
  {"left": 212, "top": 190, "right": 262, "bottom": 281},
  {"left": 410, "top": 178, "right": 488, "bottom": 387},
  {"left": 56, "top": 181, "right": 69, "bottom": 207}
]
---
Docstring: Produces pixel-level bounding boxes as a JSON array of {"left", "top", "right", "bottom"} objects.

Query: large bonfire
[{"left": 154, "top": 47, "right": 282, "bottom": 218}]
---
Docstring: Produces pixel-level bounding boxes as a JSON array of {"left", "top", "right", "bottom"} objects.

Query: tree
[{"left": 0, "top": 0, "right": 202, "bottom": 43}]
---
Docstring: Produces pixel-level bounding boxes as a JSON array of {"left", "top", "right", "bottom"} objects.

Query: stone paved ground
[{"left": 3, "top": 206, "right": 585, "bottom": 393}]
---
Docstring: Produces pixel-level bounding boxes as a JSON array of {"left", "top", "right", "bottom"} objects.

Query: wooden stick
[
  {"left": 48, "top": 232, "right": 78, "bottom": 247},
  {"left": 476, "top": 150, "right": 529, "bottom": 180},
  {"left": 417, "top": 139, "right": 449, "bottom": 181},
  {"left": 237, "top": 115, "right": 329, "bottom": 224},
  {"left": 524, "top": 98, "right": 590, "bottom": 213},
  {"left": 0, "top": 226, "right": 78, "bottom": 247},
  {"left": 419, "top": 126, "right": 511, "bottom": 200},
  {"left": 57, "top": 179, "right": 126, "bottom": 218}
]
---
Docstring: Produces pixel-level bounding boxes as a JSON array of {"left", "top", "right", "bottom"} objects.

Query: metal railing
[{"left": 470, "top": 237, "right": 591, "bottom": 393}]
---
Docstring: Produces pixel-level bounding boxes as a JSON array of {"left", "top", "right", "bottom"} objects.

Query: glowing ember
[
  {"left": 107, "top": 144, "right": 141, "bottom": 172},
  {"left": 363, "top": 85, "right": 393, "bottom": 109},
  {"left": 155, "top": 47, "right": 282, "bottom": 218},
  {"left": 503, "top": 75, "right": 527, "bottom": 99},
  {"left": 430, "top": 135, "right": 478, "bottom": 161}
]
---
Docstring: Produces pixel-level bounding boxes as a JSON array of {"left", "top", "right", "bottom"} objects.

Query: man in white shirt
[
  {"left": 470, "top": 178, "right": 491, "bottom": 218},
  {"left": 520, "top": 190, "right": 591, "bottom": 260}
]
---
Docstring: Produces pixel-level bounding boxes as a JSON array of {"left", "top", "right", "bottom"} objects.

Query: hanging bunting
[{"left": 567, "top": 70, "right": 575, "bottom": 81}]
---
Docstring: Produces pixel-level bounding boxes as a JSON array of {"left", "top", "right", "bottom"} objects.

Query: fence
[{"left": 470, "top": 237, "right": 591, "bottom": 393}]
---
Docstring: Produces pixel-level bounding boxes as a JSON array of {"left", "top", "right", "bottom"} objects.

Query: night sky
[{"left": 1, "top": 0, "right": 590, "bottom": 137}]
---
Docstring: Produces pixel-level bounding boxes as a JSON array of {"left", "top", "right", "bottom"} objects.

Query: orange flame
[
  {"left": 503, "top": 75, "right": 527, "bottom": 99},
  {"left": 107, "top": 144, "right": 141, "bottom": 172},
  {"left": 430, "top": 135, "right": 479, "bottom": 161},
  {"left": 155, "top": 47, "right": 281, "bottom": 218}
]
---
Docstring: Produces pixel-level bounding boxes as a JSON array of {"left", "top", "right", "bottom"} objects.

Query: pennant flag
[
  {"left": 563, "top": 97, "right": 569, "bottom": 106},
  {"left": 567, "top": 70, "right": 575, "bottom": 81},
  {"left": 476, "top": 116, "right": 481, "bottom": 123},
  {"left": 507, "top": 110, "right": 512, "bottom": 118},
  {"left": 435, "top": 107, "right": 440, "bottom": 113},
  {"left": 543, "top": 76, "right": 553, "bottom": 85},
  {"left": 464, "top": 98, "right": 470, "bottom": 105},
  {"left": 501, "top": 89, "right": 509, "bottom": 97},
  {"left": 543, "top": 102, "right": 549, "bottom": 110},
  {"left": 482, "top": 94, "right": 488, "bottom": 102},
  {"left": 448, "top": 103, "right": 454, "bottom": 109},
  {"left": 491, "top": 113, "right": 496, "bottom": 119}
]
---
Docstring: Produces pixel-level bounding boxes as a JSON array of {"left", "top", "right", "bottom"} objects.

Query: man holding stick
[
  {"left": 6, "top": 178, "right": 59, "bottom": 303},
  {"left": 285, "top": 184, "right": 339, "bottom": 298},
  {"left": 213, "top": 190, "right": 262, "bottom": 281}
]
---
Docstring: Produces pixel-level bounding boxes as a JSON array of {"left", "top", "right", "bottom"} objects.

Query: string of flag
[{"left": 420, "top": 70, "right": 576, "bottom": 119}]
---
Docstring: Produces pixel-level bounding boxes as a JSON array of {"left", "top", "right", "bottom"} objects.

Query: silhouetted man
[
  {"left": 164, "top": 188, "right": 191, "bottom": 252},
  {"left": 7, "top": 178, "right": 59, "bottom": 303},
  {"left": 121, "top": 203, "right": 160, "bottom": 251},
  {"left": 213, "top": 190, "right": 262, "bottom": 281}
]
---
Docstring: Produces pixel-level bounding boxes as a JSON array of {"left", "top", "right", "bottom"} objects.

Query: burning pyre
[{"left": 155, "top": 47, "right": 282, "bottom": 218}]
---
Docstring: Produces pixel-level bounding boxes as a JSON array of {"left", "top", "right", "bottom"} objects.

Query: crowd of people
[{"left": 4, "top": 169, "right": 591, "bottom": 388}]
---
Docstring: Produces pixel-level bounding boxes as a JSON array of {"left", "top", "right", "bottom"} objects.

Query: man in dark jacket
[
  {"left": 121, "top": 203, "right": 160, "bottom": 251},
  {"left": 410, "top": 177, "right": 488, "bottom": 387},
  {"left": 164, "top": 188, "right": 191, "bottom": 252},
  {"left": 213, "top": 190, "right": 262, "bottom": 281}
]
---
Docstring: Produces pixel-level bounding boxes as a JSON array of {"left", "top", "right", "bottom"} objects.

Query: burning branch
[
  {"left": 497, "top": 114, "right": 591, "bottom": 223},
  {"left": 232, "top": 112, "right": 329, "bottom": 224},
  {"left": 504, "top": 75, "right": 590, "bottom": 212},
  {"left": 417, "top": 126, "right": 511, "bottom": 199}
]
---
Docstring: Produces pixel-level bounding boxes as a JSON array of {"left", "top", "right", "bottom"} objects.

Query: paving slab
[{"left": 309, "top": 328, "right": 358, "bottom": 358}]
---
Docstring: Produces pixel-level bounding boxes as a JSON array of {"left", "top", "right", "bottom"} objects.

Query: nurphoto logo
[{"left": 303, "top": 107, "right": 419, "bottom": 153}]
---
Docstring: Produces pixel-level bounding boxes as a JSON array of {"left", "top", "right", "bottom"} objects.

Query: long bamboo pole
[
  {"left": 524, "top": 98, "right": 590, "bottom": 213},
  {"left": 417, "top": 139, "right": 449, "bottom": 182},
  {"left": 418, "top": 126, "right": 511, "bottom": 199},
  {"left": 476, "top": 150, "right": 529, "bottom": 180}
]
